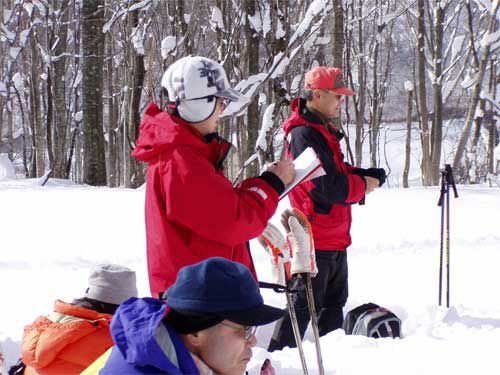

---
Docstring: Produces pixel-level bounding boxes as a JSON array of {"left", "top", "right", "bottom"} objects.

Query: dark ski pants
[{"left": 268, "top": 250, "right": 348, "bottom": 352}]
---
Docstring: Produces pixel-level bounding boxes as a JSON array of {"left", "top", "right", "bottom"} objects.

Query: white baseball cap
[{"left": 161, "top": 56, "right": 248, "bottom": 123}]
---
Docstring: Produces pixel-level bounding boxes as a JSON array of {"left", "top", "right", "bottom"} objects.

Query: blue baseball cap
[{"left": 165, "top": 257, "right": 284, "bottom": 326}]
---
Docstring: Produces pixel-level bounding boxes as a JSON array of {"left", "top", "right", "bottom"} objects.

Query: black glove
[
  {"left": 8, "top": 359, "right": 26, "bottom": 375},
  {"left": 352, "top": 167, "right": 387, "bottom": 187}
]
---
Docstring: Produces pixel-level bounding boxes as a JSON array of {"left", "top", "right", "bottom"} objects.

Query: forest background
[{"left": 0, "top": 0, "right": 498, "bottom": 188}]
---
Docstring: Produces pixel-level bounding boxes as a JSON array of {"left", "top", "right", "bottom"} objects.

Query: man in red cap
[{"left": 268, "top": 66, "right": 386, "bottom": 351}]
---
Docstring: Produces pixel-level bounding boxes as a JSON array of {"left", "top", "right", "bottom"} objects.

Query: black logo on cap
[{"left": 198, "top": 60, "right": 225, "bottom": 91}]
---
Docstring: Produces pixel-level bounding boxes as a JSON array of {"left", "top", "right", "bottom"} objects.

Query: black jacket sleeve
[
  {"left": 351, "top": 167, "right": 387, "bottom": 187},
  {"left": 259, "top": 171, "right": 285, "bottom": 195},
  {"left": 288, "top": 126, "right": 353, "bottom": 212}
]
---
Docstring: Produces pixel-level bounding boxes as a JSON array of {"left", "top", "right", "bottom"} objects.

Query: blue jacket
[{"left": 99, "top": 297, "right": 200, "bottom": 375}]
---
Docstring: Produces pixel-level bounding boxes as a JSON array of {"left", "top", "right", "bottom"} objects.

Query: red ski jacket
[
  {"left": 283, "top": 98, "right": 366, "bottom": 250},
  {"left": 133, "top": 102, "right": 281, "bottom": 296}
]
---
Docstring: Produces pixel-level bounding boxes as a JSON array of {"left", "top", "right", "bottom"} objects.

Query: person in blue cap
[{"left": 91, "top": 257, "right": 284, "bottom": 375}]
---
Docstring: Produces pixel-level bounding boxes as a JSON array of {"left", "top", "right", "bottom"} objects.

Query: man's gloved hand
[
  {"left": 258, "top": 222, "right": 289, "bottom": 286},
  {"left": 281, "top": 208, "right": 317, "bottom": 277},
  {"left": 353, "top": 167, "right": 387, "bottom": 187}
]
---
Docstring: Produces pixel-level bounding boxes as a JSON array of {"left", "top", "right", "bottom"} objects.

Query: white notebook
[{"left": 279, "top": 147, "right": 325, "bottom": 199}]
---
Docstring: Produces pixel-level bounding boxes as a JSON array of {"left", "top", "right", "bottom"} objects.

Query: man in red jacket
[
  {"left": 132, "top": 56, "right": 295, "bottom": 298},
  {"left": 268, "top": 66, "right": 386, "bottom": 351}
]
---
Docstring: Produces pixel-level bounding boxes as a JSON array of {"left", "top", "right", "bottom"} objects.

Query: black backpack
[{"left": 343, "top": 303, "right": 402, "bottom": 338}]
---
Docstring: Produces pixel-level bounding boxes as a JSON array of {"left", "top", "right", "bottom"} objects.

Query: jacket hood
[
  {"left": 283, "top": 98, "right": 344, "bottom": 141},
  {"left": 282, "top": 98, "right": 316, "bottom": 135},
  {"left": 109, "top": 297, "right": 199, "bottom": 374},
  {"left": 131, "top": 102, "right": 209, "bottom": 163},
  {"left": 22, "top": 301, "right": 112, "bottom": 369}
]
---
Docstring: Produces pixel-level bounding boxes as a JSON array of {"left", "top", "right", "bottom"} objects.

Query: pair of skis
[
  {"left": 284, "top": 271, "right": 324, "bottom": 375},
  {"left": 259, "top": 209, "right": 324, "bottom": 375}
]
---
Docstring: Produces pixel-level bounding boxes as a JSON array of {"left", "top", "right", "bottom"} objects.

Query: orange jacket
[{"left": 22, "top": 300, "right": 114, "bottom": 374}]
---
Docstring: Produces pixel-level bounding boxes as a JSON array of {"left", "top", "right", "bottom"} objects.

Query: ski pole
[
  {"left": 437, "top": 168, "right": 446, "bottom": 306},
  {"left": 445, "top": 164, "right": 458, "bottom": 308},
  {"left": 437, "top": 164, "right": 458, "bottom": 307},
  {"left": 285, "top": 270, "right": 309, "bottom": 375},
  {"left": 257, "top": 222, "right": 307, "bottom": 373},
  {"left": 446, "top": 175, "right": 450, "bottom": 308},
  {"left": 304, "top": 273, "right": 325, "bottom": 375}
]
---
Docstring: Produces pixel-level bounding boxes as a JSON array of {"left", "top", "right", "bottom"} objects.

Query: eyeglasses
[
  {"left": 220, "top": 322, "right": 257, "bottom": 341},
  {"left": 322, "top": 90, "right": 344, "bottom": 104},
  {"left": 322, "top": 90, "right": 342, "bottom": 98}
]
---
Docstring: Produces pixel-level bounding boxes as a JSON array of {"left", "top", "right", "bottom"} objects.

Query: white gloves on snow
[{"left": 259, "top": 208, "right": 317, "bottom": 285}]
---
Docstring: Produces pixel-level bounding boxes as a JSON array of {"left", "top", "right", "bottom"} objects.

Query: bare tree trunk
[
  {"left": 65, "top": 124, "right": 79, "bottom": 179},
  {"left": 453, "top": 5, "right": 499, "bottom": 172},
  {"left": 331, "top": 0, "right": 345, "bottom": 136},
  {"left": 45, "top": 69, "right": 55, "bottom": 172},
  {"left": 403, "top": 88, "right": 413, "bottom": 188},
  {"left": 0, "top": 97, "right": 3, "bottom": 153},
  {"left": 430, "top": 1, "right": 445, "bottom": 185},
  {"left": 121, "top": 85, "right": 130, "bottom": 187},
  {"left": 355, "top": 0, "right": 365, "bottom": 166},
  {"left": 52, "top": 0, "right": 70, "bottom": 178},
  {"left": 368, "top": 0, "right": 383, "bottom": 168},
  {"left": 417, "top": 0, "right": 432, "bottom": 185},
  {"left": 244, "top": 0, "right": 259, "bottom": 177},
  {"left": 470, "top": 99, "right": 485, "bottom": 153},
  {"left": 29, "top": 35, "right": 45, "bottom": 177},
  {"left": 106, "top": 33, "right": 117, "bottom": 187},
  {"left": 469, "top": 98, "right": 486, "bottom": 182},
  {"left": 7, "top": 103, "right": 14, "bottom": 161},
  {"left": 487, "top": 60, "right": 497, "bottom": 174},
  {"left": 129, "top": 8, "right": 146, "bottom": 188},
  {"left": 256, "top": 0, "right": 289, "bottom": 166},
  {"left": 81, "top": 0, "right": 107, "bottom": 186},
  {"left": 332, "top": 0, "right": 344, "bottom": 68},
  {"left": 370, "top": 28, "right": 380, "bottom": 167},
  {"left": 13, "top": 86, "right": 28, "bottom": 176},
  {"left": 176, "top": 0, "right": 192, "bottom": 54}
]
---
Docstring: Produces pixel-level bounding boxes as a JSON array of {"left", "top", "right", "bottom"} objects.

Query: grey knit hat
[{"left": 85, "top": 264, "right": 138, "bottom": 305}]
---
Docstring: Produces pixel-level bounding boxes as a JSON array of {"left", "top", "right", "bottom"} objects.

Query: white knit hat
[
  {"left": 85, "top": 264, "right": 138, "bottom": 305},
  {"left": 161, "top": 56, "right": 248, "bottom": 123}
]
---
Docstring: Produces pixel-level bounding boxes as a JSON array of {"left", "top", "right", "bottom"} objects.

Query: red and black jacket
[
  {"left": 283, "top": 98, "right": 366, "bottom": 251},
  {"left": 132, "top": 102, "right": 283, "bottom": 296}
]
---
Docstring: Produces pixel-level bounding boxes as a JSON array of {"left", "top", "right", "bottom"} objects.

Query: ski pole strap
[{"left": 259, "top": 281, "right": 291, "bottom": 293}]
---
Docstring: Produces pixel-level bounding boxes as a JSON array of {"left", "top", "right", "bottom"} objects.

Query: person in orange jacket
[{"left": 20, "top": 264, "right": 137, "bottom": 375}]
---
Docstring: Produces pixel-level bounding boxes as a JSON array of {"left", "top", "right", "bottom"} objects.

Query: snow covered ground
[
  {"left": 1, "top": 179, "right": 499, "bottom": 374},
  {"left": 1, "top": 122, "right": 500, "bottom": 374}
]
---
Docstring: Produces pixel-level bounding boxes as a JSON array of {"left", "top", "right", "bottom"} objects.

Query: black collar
[{"left": 298, "top": 98, "right": 323, "bottom": 124}]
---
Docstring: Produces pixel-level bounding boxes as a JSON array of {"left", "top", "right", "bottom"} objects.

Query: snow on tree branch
[
  {"left": 210, "top": 6, "right": 225, "bottom": 32},
  {"left": 161, "top": 36, "right": 183, "bottom": 59},
  {"left": 288, "top": 0, "right": 332, "bottom": 46},
  {"left": 404, "top": 81, "right": 414, "bottom": 92},
  {"left": 221, "top": 0, "right": 333, "bottom": 118},
  {"left": 480, "top": 28, "right": 500, "bottom": 48},
  {"left": 103, "top": 0, "right": 153, "bottom": 33},
  {"left": 256, "top": 104, "right": 275, "bottom": 152}
]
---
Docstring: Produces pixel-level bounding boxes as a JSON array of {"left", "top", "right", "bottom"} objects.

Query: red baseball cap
[{"left": 304, "top": 67, "right": 356, "bottom": 96}]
